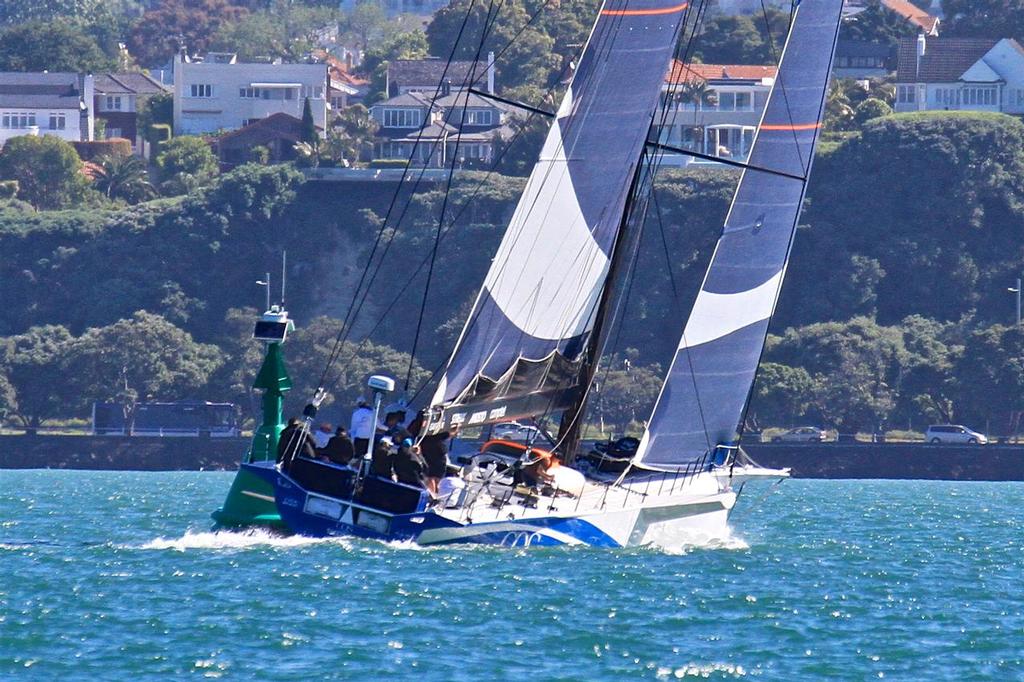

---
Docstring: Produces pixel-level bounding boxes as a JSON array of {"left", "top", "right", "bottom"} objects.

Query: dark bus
[{"left": 92, "top": 401, "right": 240, "bottom": 437}]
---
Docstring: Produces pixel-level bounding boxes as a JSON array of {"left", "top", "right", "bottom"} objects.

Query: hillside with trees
[{"left": 1, "top": 112, "right": 1022, "bottom": 436}]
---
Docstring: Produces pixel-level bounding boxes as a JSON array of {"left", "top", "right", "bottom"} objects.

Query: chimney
[
  {"left": 487, "top": 50, "right": 495, "bottom": 94},
  {"left": 345, "top": 52, "right": 353, "bottom": 70},
  {"left": 441, "top": 78, "right": 451, "bottom": 97},
  {"left": 916, "top": 32, "right": 927, "bottom": 74}
]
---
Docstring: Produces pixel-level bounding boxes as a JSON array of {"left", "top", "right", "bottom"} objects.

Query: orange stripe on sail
[
  {"left": 760, "top": 122, "right": 822, "bottom": 131},
  {"left": 601, "top": 1, "right": 689, "bottom": 16}
]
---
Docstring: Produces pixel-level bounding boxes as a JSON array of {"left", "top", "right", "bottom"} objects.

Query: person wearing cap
[
  {"left": 350, "top": 397, "right": 375, "bottom": 458},
  {"left": 370, "top": 436, "right": 395, "bottom": 478},
  {"left": 321, "top": 426, "right": 354, "bottom": 466},
  {"left": 392, "top": 432, "right": 427, "bottom": 487}
]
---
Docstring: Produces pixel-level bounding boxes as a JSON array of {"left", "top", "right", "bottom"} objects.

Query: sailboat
[{"left": 254, "top": 0, "right": 842, "bottom": 547}]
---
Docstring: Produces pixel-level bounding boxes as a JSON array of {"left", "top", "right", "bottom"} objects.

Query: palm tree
[{"left": 87, "top": 152, "right": 156, "bottom": 203}]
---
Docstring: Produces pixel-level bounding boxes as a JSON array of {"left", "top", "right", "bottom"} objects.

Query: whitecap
[{"left": 133, "top": 529, "right": 353, "bottom": 552}]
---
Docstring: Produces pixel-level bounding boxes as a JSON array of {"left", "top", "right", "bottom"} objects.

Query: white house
[
  {"left": 0, "top": 72, "right": 94, "bottom": 146},
  {"left": 654, "top": 61, "right": 776, "bottom": 166},
  {"left": 895, "top": 35, "right": 1024, "bottom": 114},
  {"left": 173, "top": 53, "right": 328, "bottom": 136}
]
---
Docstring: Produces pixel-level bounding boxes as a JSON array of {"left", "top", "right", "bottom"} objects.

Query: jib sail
[{"left": 635, "top": 0, "right": 844, "bottom": 468}]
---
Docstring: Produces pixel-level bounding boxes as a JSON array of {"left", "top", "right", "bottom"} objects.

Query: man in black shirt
[{"left": 320, "top": 426, "right": 355, "bottom": 465}]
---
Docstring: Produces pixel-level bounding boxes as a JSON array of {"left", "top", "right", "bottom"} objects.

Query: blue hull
[{"left": 271, "top": 460, "right": 623, "bottom": 547}]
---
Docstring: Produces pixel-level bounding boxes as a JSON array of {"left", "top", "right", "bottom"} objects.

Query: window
[
  {"left": 934, "top": 88, "right": 957, "bottom": 106},
  {"left": 963, "top": 86, "right": 997, "bottom": 106},
  {"left": 715, "top": 91, "right": 752, "bottom": 112},
  {"left": 464, "top": 109, "right": 493, "bottom": 125},
  {"left": 106, "top": 127, "right": 122, "bottom": 139},
  {"left": 49, "top": 113, "right": 66, "bottom": 130},
  {"left": 302, "top": 85, "right": 324, "bottom": 99},
  {"left": 242, "top": 118, "right": 261, "bottom": 127},
  {"left": 105, "top": 95, "right": 122, "bottom": 110},
  {"left": 1, "top": 112, "right": 36, "bottom": 128},
  {"left": 284, "top": 88, "right": 294, "bottom": 100},
  {"left": 897, "top": 85, "right": 916, "bottom": 104},
  {"left": 189, "top": 83, "right": 213, "bottom": 98},
  {"left": 239, "top": 87, "right": 263, "bottom": 99},
  {"left": 383, "top": 108, "right": 421, "bottom": 128}
]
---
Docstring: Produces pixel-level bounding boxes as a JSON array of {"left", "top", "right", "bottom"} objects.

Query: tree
[
  {"left": 128, "top": 0, "right": 248, "bottom": 66},
  {"left": 749, "top": 362, "right": 816, "bottom": 428},
  {"left": 0, "top": 367, "right": 15, "bottom": 424},
  {"left": 693, "top": 9, "right": 790, "bottom": 65},
  {"left": 341, "top": 0, "right": 387, "bottom": 53},
  {"left": 63, "top": 311, "right": 224, "bottom": 413},
  {"left": 839, "top": 0, "right": 917, "bottom": 47},
  {"left": 0, "top": 135, "right": 90, "bottom": 210},
  {"left": 138, "top": 92, "right": 174, "bottom": 142},
  {"left": 426, "top": 0, "right": 558, "bottom": 92},
  {"left": 854, "top": 97, "right": 894, "bottom": 126},
  {"left": 941, "top": 0, "right": 1024, "bottom": 39},
  {"left": 0, "top": 325, "right": 74, "bottom": 429},
  {"left": 301, "top": 97, "right": 318, "bottom": 145},
  {"left": 361, "top": 28, "right": 428, "bottom": 102},
  {"left": 591, "top": 353, "right": 663, "bottom": 435},
  {"left": 952, "top": 324, "right": 1024, "bottom": 430},
  {"left": 87, "top": 152, "right": 156, "bottom": 203},
  {"left": 212, "top": 4, "right": 339, "bottom": 62},
  {"left": 326, "top": 104, "right": 379, "bottom": 165},
  {"left": 156, "top": 136, "right": 219, "bottom": 194},
  {"left": 281, "top": 316, "right": 429, "bottom": 417},
  {"left": 0, "top": 19, "right": 115, "bottom": 73}
]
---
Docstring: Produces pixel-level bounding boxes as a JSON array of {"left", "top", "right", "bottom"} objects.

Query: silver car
[
  {"left": 771, "top": 426, "right": 829, "bottom": 443},
  {"left": 925, "top": 424, "right": 988, "bottom": 444}
]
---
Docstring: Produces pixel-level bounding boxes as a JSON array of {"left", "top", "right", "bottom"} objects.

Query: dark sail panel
[
  {"left": 636, "top": 0, "right": 843, "bottom": 467},
  {"left": 430, "top": 1, "right": 693, "bottom": 429}
]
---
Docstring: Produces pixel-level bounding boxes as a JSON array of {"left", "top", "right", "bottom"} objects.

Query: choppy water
[{"left": 1, "top": 471, "right": 1022, "bottom": 680}]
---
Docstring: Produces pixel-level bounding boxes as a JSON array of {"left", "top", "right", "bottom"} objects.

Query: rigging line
[
  {"left": 433, "top": 2, "right": 633, "bottom": 387},
  {"left": 321, "top": 0, "right": 523, "bottom": 393},
  {"left": 758, "top": 0, "right": 807, "bottom": 175},
  {"left": 314, "top": 0, "right": 483, "bottom": 389},
  {"left": 333, "top": 0, "right": 595, "bottom": 389},
  {"left": 466, "top": 87, "right": 555, "bottom": 117},
  {"left": 644, "top": 141, "right": 807, "bottom": 182},
  {"left": 326, "top": 54, "right": 583, "bottom": 397},
  {"left": 405, "top": 0, "right": 505, "bottom": 392},
  {"left": 651, "top": 188, "right": 682, "bottom": 309}
]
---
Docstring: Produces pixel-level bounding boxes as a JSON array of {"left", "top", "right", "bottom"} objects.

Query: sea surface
[{"left": 1, "top": 471, "right": 1021, "bottom": 680}]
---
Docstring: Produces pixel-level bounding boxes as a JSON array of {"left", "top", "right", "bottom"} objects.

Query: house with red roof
[
  {"left": 654, "top": 60, "right": 777, "bottom": 164},
  {"left": 895, "top": 35, "right": 1024, "bottom": 114}
]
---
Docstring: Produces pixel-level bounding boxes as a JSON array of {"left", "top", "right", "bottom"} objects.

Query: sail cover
[
  {"left": 430, "top": 0, "right": 693, "bottom": 429},
  {"left": 635, "top": 0, "right": 843, "bottom": 467}
]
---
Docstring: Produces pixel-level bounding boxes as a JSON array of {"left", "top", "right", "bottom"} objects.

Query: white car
[
  {"left": 925, "top": 424, "right": 988, "bottom": 445},
  {"left": 491, "top": 422, "right": 541, "bottom": 442},
  {"left": 771, "top": 426, "right": 829, "bottom": 443}
]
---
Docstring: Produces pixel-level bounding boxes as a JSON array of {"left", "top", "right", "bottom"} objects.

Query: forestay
[
  {"left": 430, "top": 0, "right": 694, "bottom": 430},
  {"left": 635, "top": 0, "right": 843, "bottom": 468}
]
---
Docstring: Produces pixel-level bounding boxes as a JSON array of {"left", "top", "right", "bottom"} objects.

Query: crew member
[
  {"left": 521, "top": 449, "right": 558, "bottom": 487},
  {"left": 350, "top": 397, "right": 375, "bottom": 457},
  {"left": 392, "top": 434, "right": 427, "bottom": 487},
  {"left": 277, "top": 417, "right": 317, "bottom": 466},
  {"left": 370, "top": 436, "right": 395, "bottom": 478},
  {"left": 320, "top": 426, "right": 355, "bottom": 466},
  {"left": 419, "top": 424, "right": 458, "bottom": 494}
]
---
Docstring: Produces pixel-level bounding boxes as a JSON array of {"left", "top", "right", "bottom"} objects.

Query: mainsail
[
  {"left": 430, "top": 0, "right": 693, "bottom": 429},
  {"left": 634, "top": 0, "right": 843, "bottom": 467}
]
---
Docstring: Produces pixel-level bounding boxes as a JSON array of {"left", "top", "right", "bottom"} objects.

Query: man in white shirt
[{"left": 350, "top": 397, "right": 376, "bottom": 457}]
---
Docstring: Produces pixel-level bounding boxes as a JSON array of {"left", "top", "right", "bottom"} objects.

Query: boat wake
[
  {"left": 136, "top": 529, "right": 353, "bottom": 552},
  {"left": 643, "top": 527, "right": 750, "bottom": 555}
]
